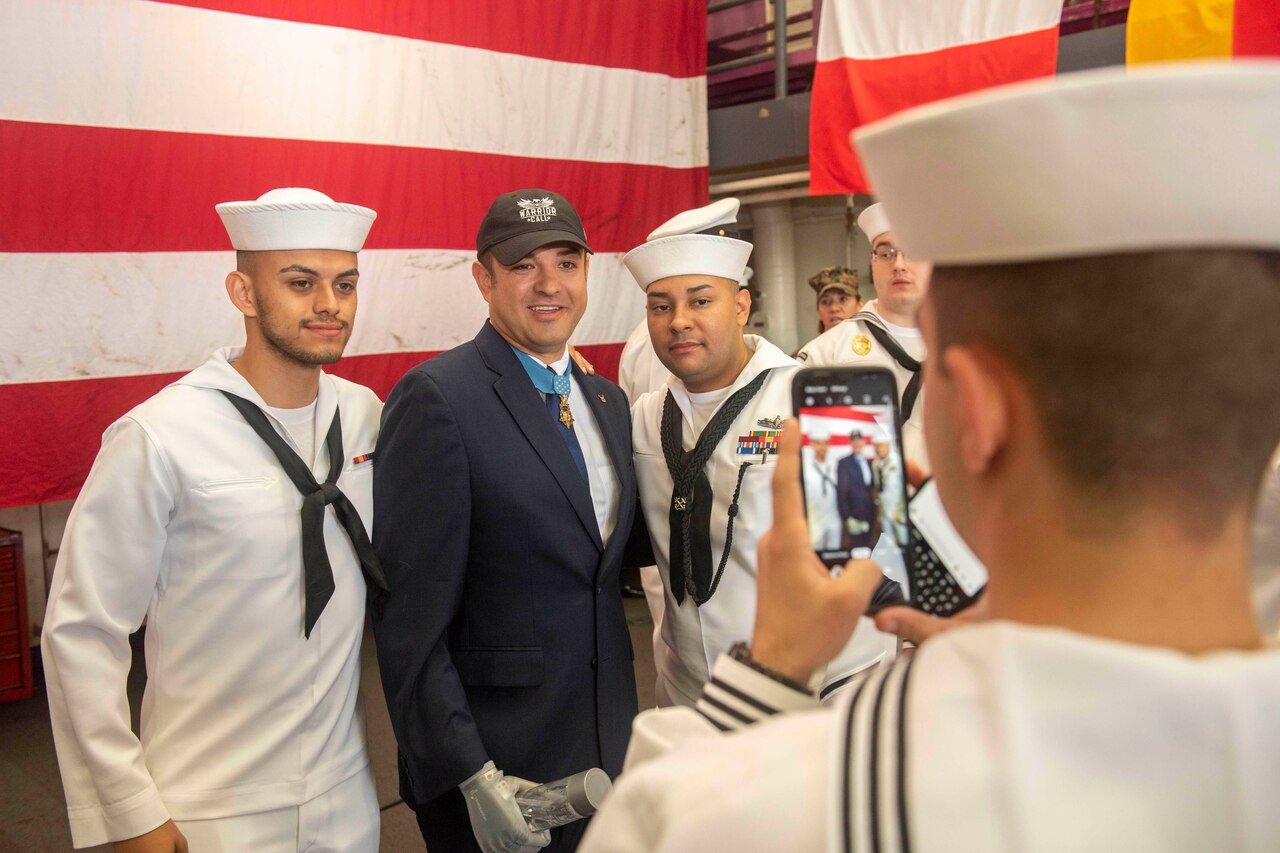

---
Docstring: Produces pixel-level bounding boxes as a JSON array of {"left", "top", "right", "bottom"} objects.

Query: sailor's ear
[
  {"left": 226, "top": 270, "right": 258, "bottom": 318},
  {"left": 941, "top": 345, "right": 1008, "bottom": 475}
]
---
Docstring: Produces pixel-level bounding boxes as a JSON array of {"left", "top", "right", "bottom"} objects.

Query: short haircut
[{"left": 931, "top": 249, "right": 1280, "bottom": 537}]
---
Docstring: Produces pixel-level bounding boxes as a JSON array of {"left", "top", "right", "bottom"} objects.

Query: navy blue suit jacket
[
  {"left": 837, "top": 453, "right": 878, "bottom": 531},
  {"left": 372, "top": 321, "right": 638, "bottom": 845}
]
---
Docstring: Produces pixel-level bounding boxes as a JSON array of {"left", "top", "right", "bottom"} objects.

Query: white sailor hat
[
  {"left": 856, "top": 203, "right": 892, "bottom": 243},
  {"left": 854, "top": 61, "right": 1280, "bottom": 265},
  {"left": 623, "top": 198, "right": 753, "bottom": 291},
  {"left": 216, "top": 188, "right": 377, "bottom": 252}
]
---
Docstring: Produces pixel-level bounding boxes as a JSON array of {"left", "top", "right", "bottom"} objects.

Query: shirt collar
[
  {"left": 512, "top": 346, "right": 572, "bottom": 394},
  {"left": 666, "top": 334, "right": 796, "bottom": 423}
]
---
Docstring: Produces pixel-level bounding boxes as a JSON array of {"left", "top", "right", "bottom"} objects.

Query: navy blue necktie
[{"left": 547, "top": 366, "right": 590, "bottom": 485}]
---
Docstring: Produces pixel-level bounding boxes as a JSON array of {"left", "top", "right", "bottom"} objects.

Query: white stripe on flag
[
  {"left": 817, "top": 0, "right": 1063, "bottom": 61},
  {"left": 0, "top": 251, "right": 643, "bottom": 384},
  {"left": 0, "top": 0, "right": 708, "bottom": 169}
]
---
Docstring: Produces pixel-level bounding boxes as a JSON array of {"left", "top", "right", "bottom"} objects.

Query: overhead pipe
[
  {"left": 773, "top": 0, "right": 788, "bottom": 99},
  {"left": 710, "top": 170, "right": 810, "bottom": 195}
]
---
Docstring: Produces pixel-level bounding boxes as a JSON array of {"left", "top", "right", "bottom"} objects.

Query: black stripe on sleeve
[
  {"left": 841, "top": 676, "right": 874, "bottom": 853},
  {"left": 819, "top": 670, "right": 861, "bottom": 701},
  {"left": 695, "top": 707, "right": 732, "bottom": 732},
  {"left": 896, "top": 657, "right": 917, "bottom": 853},
  {"left": 867, "top": 669, "right": 895, "bottom": 853},
  {"left": 699, "top": 691, "right": 755, "bottom": 726},
  {"left": 705, "top": 675, "right": 782, "bottom": 717}
]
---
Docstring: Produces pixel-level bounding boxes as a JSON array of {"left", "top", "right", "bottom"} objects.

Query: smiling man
[
  {"left": 798, "top": 203, "right": 933, "bottom": 466},
  {"left": 373, "top": 189, "right": 639, "bottom": 853},
  {"left": 625, "top": 199, "right": 896, "bottom": 710},
  {"left": 42, "top": 188, "right": 386, "bottom": 852}
]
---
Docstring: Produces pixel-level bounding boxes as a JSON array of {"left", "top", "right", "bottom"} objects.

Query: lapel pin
[{"left": 598, "top": 394, "right": 607, "bottom": 403}]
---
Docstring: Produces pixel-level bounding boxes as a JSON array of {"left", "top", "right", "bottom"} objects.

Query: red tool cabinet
[{"left": 0, "top": 527, "right": 33, "bottom": 702}]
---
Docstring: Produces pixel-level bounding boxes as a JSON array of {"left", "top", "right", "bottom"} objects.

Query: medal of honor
[
  {"left": 852, "top": 334, "right": 872, "bottom": 356},
  {"left": 558, "top": 395, "right": 574, "bottom": 428}
]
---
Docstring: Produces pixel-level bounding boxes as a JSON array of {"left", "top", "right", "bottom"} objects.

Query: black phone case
[{"left": 905, "top": 513, "right": 984, "bottom": 617}]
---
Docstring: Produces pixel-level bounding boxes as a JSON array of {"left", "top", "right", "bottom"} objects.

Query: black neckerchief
[
  {"left": 854, "top": 311, "right": 923, "bottom": 422},
  {"left": 813, "top": 459, "right": 838, "bottom": 494},
  {"left": 220, "top": 391, "right": 389, "bottom": 637},
  {"left": 660, "top": 369, "right": 771, "bottom": 606}
]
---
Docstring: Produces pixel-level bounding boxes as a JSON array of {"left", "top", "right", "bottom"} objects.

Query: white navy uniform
[
  {"left": 633, "top": 336, "right": 896, "bottom": 706},
  {"left": 802, "top": 447, "right": 843, "bottom": 550},
  {"left": 797, "top": 299, "right": 928, "bottom": 469},
  {"left": 877, "top": 452, "right": 908, "bottom": 544},
  {"left": 42, "top": 348, "right": 380, "bottom": 849},
  {"left": 617, "top": 318, "right": 675, "bottom": 695},
  {"left": 581, "top": 623, "right": 1280, "bottom": 853}
]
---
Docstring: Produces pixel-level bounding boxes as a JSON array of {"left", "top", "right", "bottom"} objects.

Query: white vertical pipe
[{"left": 749, "top": 200, "right": 800, "bottom": 354}]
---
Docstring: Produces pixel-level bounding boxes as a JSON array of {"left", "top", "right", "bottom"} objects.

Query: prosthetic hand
[{"left": 460, "top": 761, "right": 551, "bottom": 853}]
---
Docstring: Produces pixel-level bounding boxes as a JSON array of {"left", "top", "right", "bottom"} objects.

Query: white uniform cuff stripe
[{"left": 705, "top": 655, "right": 820, "bottom": 716}]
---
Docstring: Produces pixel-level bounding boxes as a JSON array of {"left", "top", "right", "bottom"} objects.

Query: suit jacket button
[
  {"left": 591, "top": 656, "right": 598, "bottom": 669},
  {"left": 595, "top": 586, "right": 602, "bottom": 596}
]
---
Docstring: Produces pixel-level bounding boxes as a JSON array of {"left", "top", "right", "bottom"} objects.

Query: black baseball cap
[{"left": 476, "top": 188, "right": 592, "bottom": 265}]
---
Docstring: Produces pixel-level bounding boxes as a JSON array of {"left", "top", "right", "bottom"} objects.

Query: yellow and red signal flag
[{"left": 1127, "top": 0, "right": 1280, "bottom": 63}]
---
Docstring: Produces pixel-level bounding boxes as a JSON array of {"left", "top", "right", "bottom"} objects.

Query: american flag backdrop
[{"left": 0, "top": 0, "right": 709, "bottom": 508}]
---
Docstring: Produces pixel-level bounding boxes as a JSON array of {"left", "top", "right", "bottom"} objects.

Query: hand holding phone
[
  {"left": 750, "top": 420, "right": 889, "bottom": 686},
  {"left": 793, "top": 367, "right": 989, "bottom": 621},
  {"left": 792, "top": 367, "right": 909, "bottom": 581}
]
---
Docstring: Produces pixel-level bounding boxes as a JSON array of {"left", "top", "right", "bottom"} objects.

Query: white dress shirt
[{"left": 543, "top": 350, "right": 622, "bottom": 544}]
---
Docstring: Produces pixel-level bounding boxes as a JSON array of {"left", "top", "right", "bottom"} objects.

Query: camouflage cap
[{"left": 808, "top": 265, "right": 860, "bottom": 299}]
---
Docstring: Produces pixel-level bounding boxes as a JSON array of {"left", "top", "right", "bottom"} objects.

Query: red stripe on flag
[
  {"left": 0, "top": 343, "right": 625, "bottom": 509},
  {"left": 800, "top": 437, "right": 876, "bottom": 447},
  {"left": 1234, "top": 0, "right": 1280, "bottom": 56},
  {"left": 151, "top": 0, "right": 707, "bottom": 78},
  {"left": 809, "top": 28, "right": 1059, "bottom": 196},
  {"left": 0, "top": 121, "right": 706, "bottom": 254},
  {"left": 798, "top": 408, "right": 880, "bottom": 423}
]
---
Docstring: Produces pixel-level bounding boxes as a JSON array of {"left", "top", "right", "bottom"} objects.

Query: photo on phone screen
[{"left": 792, "top": 368, "right": 909, "bottom": 590}]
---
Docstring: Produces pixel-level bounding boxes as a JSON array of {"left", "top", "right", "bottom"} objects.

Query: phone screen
[{"left": 793, "top": 368, "right": 909, "bottom": 593}]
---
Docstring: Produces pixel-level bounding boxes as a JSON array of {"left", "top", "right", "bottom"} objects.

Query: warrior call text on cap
[{"left": 475, "top": 189, "right": 592, "bottom": 266}]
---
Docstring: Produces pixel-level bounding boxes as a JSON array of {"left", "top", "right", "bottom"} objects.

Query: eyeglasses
[{"left": 870, "top": 246, "right": 907, "bottom": 264}]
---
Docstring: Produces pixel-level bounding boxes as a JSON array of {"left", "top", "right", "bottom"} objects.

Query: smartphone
[
  {"left": 792, "top": 367, "right": 910, "bottom": 592},
  {"left": 905, "top": 479, "right": 988, "bottom": 616}
]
